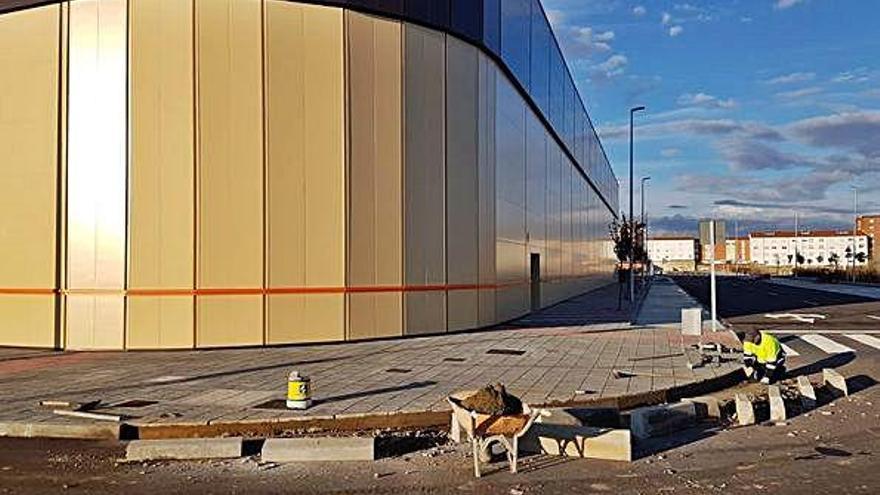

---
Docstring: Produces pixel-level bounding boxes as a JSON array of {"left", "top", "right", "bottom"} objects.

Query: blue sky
[{"left": 543, "top": 0, "right": 880, "bottom": 236}]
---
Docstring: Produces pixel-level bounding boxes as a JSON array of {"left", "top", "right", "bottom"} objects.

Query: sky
[{"left": 542, "top": 0, "right": 880, "bottom": 236}]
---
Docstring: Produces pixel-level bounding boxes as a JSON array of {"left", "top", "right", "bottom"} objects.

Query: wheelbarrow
[{"left": 447, "top": 393, "right": 545, "bottom": 478}]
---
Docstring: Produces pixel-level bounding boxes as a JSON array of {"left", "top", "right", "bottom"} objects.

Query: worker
[{"left": 742, "top": 330, "right": 786, "bottom": 384}]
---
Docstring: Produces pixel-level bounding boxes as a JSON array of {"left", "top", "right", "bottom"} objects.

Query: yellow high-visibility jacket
[{"left": 743, "top": 331, "right": 782, "bottom": 364}]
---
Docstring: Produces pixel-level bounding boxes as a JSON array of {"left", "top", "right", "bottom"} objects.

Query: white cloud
[
  {"left": 593, "top": 54, "right": 629, "bottom": 80},
  {"left": 661, "top": 148, "right": 682, "bottom": 158},
  {"left": 677, "top": 92, "right": 736, "bottom": 109},
  {"left": 775, "top": 0, "right": 806, "bottom": 9},
  {"left": 765, "top": 72, "right": 816, "bottom": 85},
  {"left": 661, "top": 12, "right": 673, "bottom": 25},
  {"left": 633, "top": 5, "right": 647, "bottom": 16},
  {"left": 740, "top": 16, "right": 754, "bottom": 23},
  {"left": 832, "top": 68, "right": 871, "bottom": 83},
  {"left": 669, "top": 25, "right": 684, "bottom": 37},
  {"left": 571, "top": 27, "right": 616, "bottom": 54},
  {"left": 775, "top": 87, "right": 822, "bottom": 99}
]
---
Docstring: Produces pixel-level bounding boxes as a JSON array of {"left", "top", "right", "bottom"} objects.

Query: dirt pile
[{"left": 460, "top": 384, "right": 523, "bottom": 416}]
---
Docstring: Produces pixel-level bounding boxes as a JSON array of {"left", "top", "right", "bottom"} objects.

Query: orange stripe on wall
[{"left": 0, "top": 280, "right": 551, "bottom": 296}]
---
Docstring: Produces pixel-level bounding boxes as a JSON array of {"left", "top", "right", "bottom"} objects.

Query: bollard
[{"left": 287, "top": 371, "right": 312, "bottom": 410}]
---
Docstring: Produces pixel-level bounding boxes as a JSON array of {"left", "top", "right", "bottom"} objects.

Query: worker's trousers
[{"left": 744, "top": 354, "right": 786, "bottom": 383}]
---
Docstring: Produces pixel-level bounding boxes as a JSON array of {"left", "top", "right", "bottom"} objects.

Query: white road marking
[
  {"left": 845, "top": 334, "right": 880, "bottom": 350},
  {"left": 773, "top": 329, "right": 880, "bottom": 335},
  {"left": 799, "top": 334, "right": 855, "bottom": 354},
  {"left": 866, "top": 315, "right": 880, "bottom": 321},
  {"left": 780, "top": 343, "right": 800, "bottom": 357},
  {"left": 803, "top": 300, "right": 821, "bottom": 306},
  {"left": 768, "top": 291, "right": 780, "bottom": 296},
  {"left": 764, "top": 313, "right": 827, "bottom": 324}
]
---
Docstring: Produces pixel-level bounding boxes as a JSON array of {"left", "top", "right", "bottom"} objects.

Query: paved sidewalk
[
  {"left": 634, "top": 277, "right": 722, "bottom": 329},
  {"left": 769, "top": 277, "right": 880, "bottom": 300},
  {"left": 0, "top": 283, "right": 740, "bottom": 438}
]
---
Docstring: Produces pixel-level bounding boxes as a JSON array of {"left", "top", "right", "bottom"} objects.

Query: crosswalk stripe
[
  {"left": 780, "top": 343, "right": 800, "bottom": 357},
  {"left": 798, "top": 334, "right": 855, "bottom": 354},
  {"left": 845, "top": 334, "right": 880, "bottom": 350}
]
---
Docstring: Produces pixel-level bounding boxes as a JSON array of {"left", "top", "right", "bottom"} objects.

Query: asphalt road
[{"left": 672, "top": 275, "right": 880, "bottom": 334}]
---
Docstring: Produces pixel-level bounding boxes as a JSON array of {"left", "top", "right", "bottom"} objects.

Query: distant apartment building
[
  {"left": 724, "top": 237, "right": 750, "bottom": 264},
  {"left": 857, "top": 215, "right": 879, "bottom": 258},
  {"left": 648, "top": 237, "right": 700, "bottom": 272},
  {"left": 750, "top": 231, "right": 869, "bottom": 268},
  {"left": 698, "top": 219, "right": 726, "bottom": 262}
]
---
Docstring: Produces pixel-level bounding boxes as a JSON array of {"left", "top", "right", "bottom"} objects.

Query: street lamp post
[
  {"left": 629, "top": 106, "right": 646, "bottom": 304},
  {"left": 641, "top": 176, "right": 651, "bottom": 276},
  {"left": 852, "top": 186, "right": 859, "bottom": 282}
]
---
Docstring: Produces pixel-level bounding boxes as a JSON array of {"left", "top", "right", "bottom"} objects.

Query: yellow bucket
[{"left": 286, "top": 371, "right": 312, "bottom": 410}]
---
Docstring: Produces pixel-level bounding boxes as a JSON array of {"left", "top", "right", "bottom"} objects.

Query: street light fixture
[{"left": 629, "top": 106, "right": 646, "bottom": 304}]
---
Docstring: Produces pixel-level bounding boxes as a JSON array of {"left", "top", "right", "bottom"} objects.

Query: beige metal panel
[
  {"left": 268, "top": 294, "right": 344, "bottom": 344},
  {"left": 0, "top": 298, "right": 56, "bottom": 348},
  {"left": 128, "top": 0, "right": 195, "bottom": 348},
  {"left": 127, "top": 297, "right": 193, "bottom": 349},
  {"left": 347, "top": 292, "right": 402, "bottom": 340},
  {"left": 0, "top": 5, "right": 60, "bottom": 347},
  {"left": 67, "top": 294, "right": 125, "bottom": 350},
  {"left": 265, "top": 2, "right": 345, "bottom": 343},
  {"left": 447, "top": 289, "right": 478, "bottom": 332},
  {"left": 477, "top": 54, "right": 497, "bottom": 327},
  {"left": 66, "top": 0, "right": 127, "bottom": 349},
  {"left": 403, "top": 23, "right": 446, "bottom": 335},
  {"left": 346, "top": 11, "right": 403, "bottom": 340},
  {"left": 197, "top": 296, "right": 262, "bottom": 347},
  {"left": 445, "top": 37, "right": 479, "bottom": 332},
  {"left": 196, "top": 0, "right": 263, "bottom": 346}
]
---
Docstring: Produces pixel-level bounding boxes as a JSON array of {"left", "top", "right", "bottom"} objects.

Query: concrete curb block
[
  {"left": 735, "top": 394, "right": 755, "bottom": 426},
  {"left": 126, "top": 437, "right": 244, "bottom": 461},
  {"left": 0, "top": 421, "right": 120, "bottom": 440},
  {"left": 822, "top": 368, "right": 848, "bottom": 396},
  {"left": 768, "top": 386, "right": 786, "bottom": 422},
  {"left": 797, "top": 376, "right": 817, "bottom": 410},
  {"left": 261, "top": 437, "right": 375, "bottom": 462},
  {"left": 520, "top": 424, "right": 632, "bottom": 462},
  {"left": 682, "top": 396, "right": 721, "bottom": 419},
  {"left": 627, "top": 402, "right": 698, "bottom": 440}
]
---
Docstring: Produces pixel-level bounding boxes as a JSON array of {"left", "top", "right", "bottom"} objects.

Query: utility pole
[
  {"left": 710, "top": 220, "right": 718, "bottom": 332},
  {"left": 852, "top": 186, "right": 859, "bottom": 282},
  {"left": 629, "top": 106, "right": 645, "bottom": 304},
  {"left": 794, "top": 211, "right": 799, "bottom": 278}
]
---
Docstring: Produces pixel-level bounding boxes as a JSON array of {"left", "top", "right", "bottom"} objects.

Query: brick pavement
[{"left": 0, "top": 282, "right": 741, "bottom": 436}]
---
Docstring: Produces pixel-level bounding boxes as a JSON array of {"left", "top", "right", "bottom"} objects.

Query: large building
[
  {"left": 857, "top": 215, "right": 879, "bottom": 258},
  {"left": 0, "top": 0, "right": 619, "bottom": 350},
  {"left": 647, "top": 237, "right": 700, "bottom": 272},
  {"left": 750, "top": 231, "right": 869, "bottom": 268}
]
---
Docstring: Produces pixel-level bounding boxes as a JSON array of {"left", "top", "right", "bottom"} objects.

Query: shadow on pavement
[{"left": 785, "top": 351, "right": 856, "bottom": 378}]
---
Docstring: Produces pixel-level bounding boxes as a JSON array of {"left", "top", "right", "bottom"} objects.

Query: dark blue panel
[
  {"left": 483, "top": 0, "right": 501, "bottom": 55},
  {"left": 405, "top": 0, "right": 450, "bottom": 29},
  {"left": 529, "top": 0, "right": 550, "bottom": 117},
  {"left": 501, "top": 0, "right": 531, "bottom": 90},
  {"left": 450, "top": 0, "right": 482, "bottom": 42},
  {"left": 548, "top": 44, "right": 565, "bottom": 137}
]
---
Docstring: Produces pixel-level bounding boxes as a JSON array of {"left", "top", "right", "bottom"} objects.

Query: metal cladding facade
[{"left": 0, "top": 0, "right": 619, "bottom": 350}]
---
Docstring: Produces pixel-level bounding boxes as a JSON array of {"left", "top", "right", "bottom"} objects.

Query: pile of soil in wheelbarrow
[{"left": 461, "top": 384, "right": 523, "bottom": 416}]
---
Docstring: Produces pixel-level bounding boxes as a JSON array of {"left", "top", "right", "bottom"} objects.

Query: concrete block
[
  {"left": 126, "top": 438, "right": 243, "bottom": 461},
  {"left": 0, "top": 421, "right": 120, "bottom": 440},
  {"left": 628, "top": 402, "right": 697, "bottom": 440},
  {"left": 797, "top": 376, "right": 817, "bottom": 410},
  {"left": 682, "top": 396, "right": 721, "bottom": 419},
  {"left": 681, "top": 308, "right": 702, "bottom": 336},
  {"left": 735, "top": 394, "right": 755, "bottom": 426},
  {"left": 261, "top": 437, "right": 375, "bottom": 462},
  {"left": 822, "top": 368, "right": 848, "bottom": 396},
  {"left": 537, "top": 408, "right": 620, "bottom": 428},
  {"left": 520, "top": 424, "right": 631, "bottom": 462},
  {"left": 449, "top": 412, "right": 461, "bottom": 443},
  {"left": 768, "top": 385, "right": 786, "bottom": 422}
]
